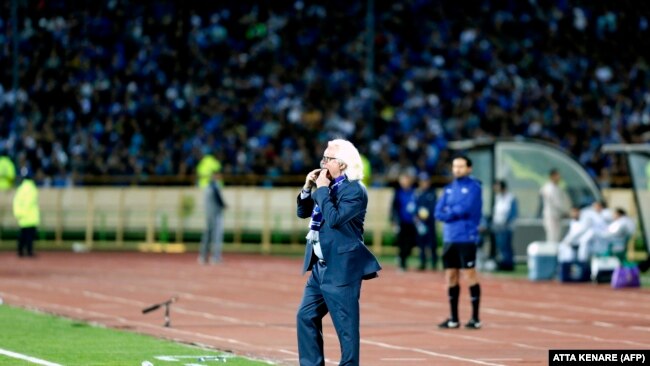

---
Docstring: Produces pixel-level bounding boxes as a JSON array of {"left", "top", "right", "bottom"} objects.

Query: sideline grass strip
[{"left": 0, "top": 305, "right": 271, "bottom": 366}]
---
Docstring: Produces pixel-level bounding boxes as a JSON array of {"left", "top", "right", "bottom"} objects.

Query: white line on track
[
  {"left": 0, "top": 348, "right": 63, "bottom": 366},
  {"left": 380, "top": 358, "right": 428, "bottom": 361},
  {"left": 525, "top": 326, "right": 650, "bottom": 347},
  {"left": 361, "top": 339, "right": 506, "bottom": 366},
  {"left": 593, "top": 321, "right": 616, "bottom": 327},
  {"left": 630, "top": 326, "right": 650, "bottom": 332}
]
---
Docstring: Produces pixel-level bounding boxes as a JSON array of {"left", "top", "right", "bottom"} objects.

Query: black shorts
[{"left": 442, "top": 242, "right": 478, "bottom": 269}]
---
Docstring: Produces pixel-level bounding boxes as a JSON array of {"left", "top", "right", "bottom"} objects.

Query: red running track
[{"left": 1, "top": 252, "right": 649, "bottom": 365}]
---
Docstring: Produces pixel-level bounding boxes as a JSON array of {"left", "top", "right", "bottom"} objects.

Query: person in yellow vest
[
  {"left": 196, "top": 152, "right": 222, "bottom": 188},
  {"left": 199, "top": 169, "right": 227, "bottom": 265},
  {"left": 0, "top": 152, "right": 15, "bottom": 242},
  {"left": 13, "top": 167, "right": 40, "bottom": 257},
  {"left": 0, "top": 154, "right": 16, "bottom": 191},
  {"left": 360, "top": 153, "right": 371, "bottom": 187}
]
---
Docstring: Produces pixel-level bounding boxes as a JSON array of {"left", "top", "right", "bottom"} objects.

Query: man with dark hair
[{"left": 435, "top": 156, "right": 483, "bottom": 329}]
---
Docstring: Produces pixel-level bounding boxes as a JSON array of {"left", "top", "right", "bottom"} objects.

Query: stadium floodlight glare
[{"left": 142, "top": 296, "right": 178, "bottom": 327}]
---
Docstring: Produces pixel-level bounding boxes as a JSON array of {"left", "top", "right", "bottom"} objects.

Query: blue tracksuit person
[
  {"left": 414, "top": 172, "right": 438, "bottom": 270},
  {"left": 391, "top": 172, "right": 417, "bottom": 271},
  {"left": 434, "top": 156, "right": 483, "bottom": 330}
]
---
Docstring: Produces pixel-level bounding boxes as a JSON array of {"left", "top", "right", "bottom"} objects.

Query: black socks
[
  {"left": 469, "top": 284, "right": 481, "bottom": 321},
  {"left": 448, "top": 284, "right": 460, "bottom": 322},
  {"left": 448, "top": 284, "right": 481, "bottom": 322}
]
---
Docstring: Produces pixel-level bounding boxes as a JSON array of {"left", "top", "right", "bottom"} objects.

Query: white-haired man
[{"left": 296, "top": 139, "right": 382, "bottom": 366}]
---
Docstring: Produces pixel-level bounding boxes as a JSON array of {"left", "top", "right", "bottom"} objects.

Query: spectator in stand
[{"left": 1, "top": 1, "right": 649, "bottom": 187}]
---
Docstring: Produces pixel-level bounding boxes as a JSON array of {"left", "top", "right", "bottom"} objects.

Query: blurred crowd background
[{"left": 1, "top": 0, "right": 649, "bottom": 187}]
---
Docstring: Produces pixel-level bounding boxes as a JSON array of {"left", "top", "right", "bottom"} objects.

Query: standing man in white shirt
[{"left": 540, "top": 169, "right": 570, "bottom": 243}]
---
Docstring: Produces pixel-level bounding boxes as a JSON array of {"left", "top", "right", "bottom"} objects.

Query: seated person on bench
[
  {"left": 590, "top": 208, "right": 635, "bottom": 260},
  {"left": 558, "top": 201, "right": 613, "bottom": 263},
  {"left": 558, "top": 207, "right": 587, "bottom": 262},
  {"left": 575, "top": 201, "right": 612, "bottom": 260}
]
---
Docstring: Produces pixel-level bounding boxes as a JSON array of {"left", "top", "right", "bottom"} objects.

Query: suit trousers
[{"left": 297, "top": 261, "right": 362, "bottom": 366}]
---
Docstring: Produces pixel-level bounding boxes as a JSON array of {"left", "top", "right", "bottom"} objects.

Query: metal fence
[{"left": 0, "top": 186, "right": 639, "bottom": 258}]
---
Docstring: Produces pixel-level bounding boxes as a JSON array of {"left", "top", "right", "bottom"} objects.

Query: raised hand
[
  {"left": 304, "top": 168, "right": 323, "bottom": 190},
  {"left": 316, "top": 168, "right": 331, "bottom": 188}
]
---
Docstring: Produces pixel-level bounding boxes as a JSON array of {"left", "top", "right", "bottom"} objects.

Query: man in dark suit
[{"left": 296, "top": 139, "right": 381, "bottom": 366}]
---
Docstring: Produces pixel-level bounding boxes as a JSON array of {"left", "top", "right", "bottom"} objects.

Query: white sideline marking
[
  {"left": 593, "top": 321, "right": 615, "bottom": 327},
  {"left": 381, "top": 358, "right": 427, "bottom": 361},
  {"left": 154, "top": 355, "right": 233, "bottom": 361},
  {"left": 0, "top": 348, "right": 63, "bottom": 366},
  {"left": 361, "top": 340, "right": 505, "bottom": 366},
  {"left": 480, "top": 358, "right": 523, "bottom": 361}
]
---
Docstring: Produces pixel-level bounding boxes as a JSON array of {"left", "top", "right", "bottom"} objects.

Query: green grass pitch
[{"left": 0, "top": 305, "right": 271, "bottom": 366}]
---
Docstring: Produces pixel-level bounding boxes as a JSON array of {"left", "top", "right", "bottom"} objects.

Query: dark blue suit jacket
[{"left": 297, "top": 179, "right": 381, "bottom": 286}]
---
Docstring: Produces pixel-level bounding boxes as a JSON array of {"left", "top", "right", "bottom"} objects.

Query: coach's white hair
[{"left": 330, "top": 139, "right": 364, "bottom": 181}]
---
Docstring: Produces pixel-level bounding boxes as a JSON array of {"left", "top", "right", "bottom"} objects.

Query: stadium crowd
[{"left": 1, "top": 0, "right": 649, "bottom": 187}]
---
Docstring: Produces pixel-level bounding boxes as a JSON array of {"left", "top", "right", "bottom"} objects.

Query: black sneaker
[
  {"left": 438, "top": 319, "right": 460, "bottom": 329},
  {"left": 464, "top": 319, "right": 481, "bottom": 329}
]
